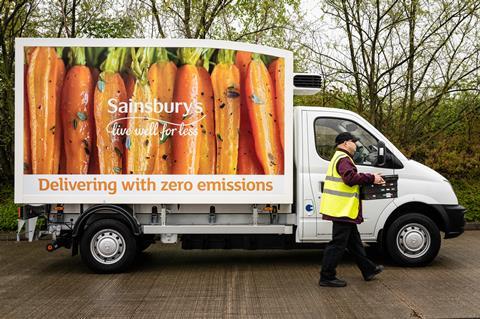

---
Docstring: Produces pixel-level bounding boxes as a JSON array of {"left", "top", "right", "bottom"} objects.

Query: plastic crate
[{"left": 361, "top": 175, "right": 398, "bottom": 200}]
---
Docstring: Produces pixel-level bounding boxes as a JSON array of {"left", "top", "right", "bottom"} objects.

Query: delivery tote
[{"left": 361, "top": 174, "right": 398, "bottom": 200}]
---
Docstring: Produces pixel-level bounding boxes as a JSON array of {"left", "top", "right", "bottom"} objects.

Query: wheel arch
[
  {"left": 72, "top": 205, "right": 141, "bottom": 256},
  {"left": 377, "top": 201, "right": 447, "bottom": 244}
]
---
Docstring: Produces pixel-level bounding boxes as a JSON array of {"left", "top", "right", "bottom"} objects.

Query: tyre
[
  {"left": 385, "top": 213, "right": 441, "bottom": 266},
  {"left": 80, "top": 219, "right": 137, "bottom": 273}
]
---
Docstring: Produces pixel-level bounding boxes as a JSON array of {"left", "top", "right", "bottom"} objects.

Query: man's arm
[{"left": 337, "top": 157, "right": 375, "bottom": 187}]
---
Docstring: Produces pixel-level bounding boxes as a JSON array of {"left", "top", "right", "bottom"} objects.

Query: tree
[
  {"left": 142, "top": 0, "right": 302, "bottom": 45},
  {"left": 305, "top": 0, "right": 480, "bottom": 147},
  {"left": 0, "top": 0, "right": 36, "bottom": 181}
]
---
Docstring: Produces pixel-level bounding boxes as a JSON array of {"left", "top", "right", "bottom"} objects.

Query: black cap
[{"left": 335, "top": 132, "right": 359, "bottom": 145}]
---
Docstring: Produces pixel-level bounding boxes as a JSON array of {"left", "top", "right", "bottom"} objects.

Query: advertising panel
[{"left": 15, "top": 38, "right": 293, "bottom": 204}]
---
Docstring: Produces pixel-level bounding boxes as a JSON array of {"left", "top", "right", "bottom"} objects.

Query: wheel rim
[
  {"left": 90, "top": 229, "right": 126, "bottom": 265},
  {"left": 396, "top": 223, "right": 431, "bottom": 259}
]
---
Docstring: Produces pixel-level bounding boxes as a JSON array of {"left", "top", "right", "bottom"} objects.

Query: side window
[{"left": 314, "top": 118, "right": 379, "bottom": 166}]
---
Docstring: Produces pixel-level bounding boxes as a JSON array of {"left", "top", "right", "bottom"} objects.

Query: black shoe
[
  {"left": 364, "top": 265, "right": 384, "bottom": 281},
  {"left": 319, "top": 278, "right": 347, "bottom": 287}
]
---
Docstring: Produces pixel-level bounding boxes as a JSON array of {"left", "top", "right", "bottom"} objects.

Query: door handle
[{"left": 319, "top": 181, "right": 324, "bottom": 192}]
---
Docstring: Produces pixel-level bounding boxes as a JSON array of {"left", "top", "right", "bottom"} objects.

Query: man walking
[{"left": 319, "top": 132, "right": 385, "bottom": 287}]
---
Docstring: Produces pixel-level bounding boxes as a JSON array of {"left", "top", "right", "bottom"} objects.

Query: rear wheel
[
  {"left": 80, "top": 219, "right": 137, "bottom": 273},
  {"left": 385, "top": 213, "right": 441, "bottom": 266}
]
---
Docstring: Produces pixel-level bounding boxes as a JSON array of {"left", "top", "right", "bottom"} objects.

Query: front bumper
[{"left": 434, "top": 204, "right": 466, "bottom": 239}]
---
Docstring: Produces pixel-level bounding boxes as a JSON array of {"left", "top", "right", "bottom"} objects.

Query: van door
[{"left": 305, "top": 111, "right": 395, "bottom": 240}]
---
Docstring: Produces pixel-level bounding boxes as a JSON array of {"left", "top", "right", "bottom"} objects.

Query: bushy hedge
[
  {"left": 451, "top": 179, "right": 480, "bottom": 222},
  {"left": 0, "top": 184, "right": 17, "bottom": 231}
]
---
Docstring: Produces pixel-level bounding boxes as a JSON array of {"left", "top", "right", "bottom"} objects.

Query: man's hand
[{"left": 373, "top": 173, "right": 385, "bottom": 185}]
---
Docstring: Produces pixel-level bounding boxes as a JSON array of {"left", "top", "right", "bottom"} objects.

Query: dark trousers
[{"left": 320, "top": 221, "right": 377, "bottom": 280}]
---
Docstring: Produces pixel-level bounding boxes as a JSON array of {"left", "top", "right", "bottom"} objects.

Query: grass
[{"left": 0, "top": 178, "right": 479, "bottom": 231}]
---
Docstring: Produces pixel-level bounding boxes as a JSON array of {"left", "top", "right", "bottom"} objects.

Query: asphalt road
[{"left": 0, "top": 231, "right": 479, "bottom": 319}]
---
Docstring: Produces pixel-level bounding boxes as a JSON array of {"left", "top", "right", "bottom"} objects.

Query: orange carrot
[
  {"left": 125, "top": 48, "right": 159, "bottom": 174},
  {"left": 23, "top": 63, "right": 31, "bottom": 174},
  {"left": 94, "top": 48, "right": 127, "bottom": 174},
  {"left": 211, "top": 49, "right": 241, "bottom": 174},
  {"left": 268, "top": 58, "right": 285, "bottom": 150},
  {"left": 197, "top": 49, "right": 216, "bottom": 174},
  {"left": 245, "top": 54, "right": 284, "bottom": 175},
  {"left": 27, "top": 47, "right": 65, "bottom": 174},
  {"left": 25, "top": 47, "right": 35, "bottom": 64},
  {"left": 61, "top": 48, "right": 94, "bottom": 174},
  {"left": 148, "top": 48, "right": 177, "bottom": 174},
  {"left": 235, "top": 51, "right": 263, "bottom": 175},
  {"left": 171, "top": 48, "right": 203, "bottom": 174}
]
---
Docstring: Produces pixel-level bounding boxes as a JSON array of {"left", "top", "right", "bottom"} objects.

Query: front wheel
[
  {"left": 80, "top": 219, "right": 137, "bottom": 273},
  {"left": 385, "top": 213, "right": 441, "bottom": 266}
]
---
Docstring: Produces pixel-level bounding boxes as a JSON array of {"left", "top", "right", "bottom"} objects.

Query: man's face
[{"left": 344, "top": 140, "right": 357, "bottom": 154}]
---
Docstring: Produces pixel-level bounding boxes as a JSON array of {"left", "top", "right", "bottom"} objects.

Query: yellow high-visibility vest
[{"left": 319, "top": 150, "right": 360, "bottom": 219}]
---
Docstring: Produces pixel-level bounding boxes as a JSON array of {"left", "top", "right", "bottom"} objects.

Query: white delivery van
[{"left": 15, "top": 38, "right": 465, "bottom": 273}]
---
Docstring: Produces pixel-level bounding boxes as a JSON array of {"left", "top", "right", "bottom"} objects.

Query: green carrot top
[
  {"left": 85, "top": 47, "right": 107, "bottom": 68},
  {"left": 101, "top": 47, "right": 127, "bottom": 73},
  {"left": 154, "top": 48, "right": 170, "bottom": 63},
  {"left": 217, "top": 49, "right": 235, "bottom": 65},
  {"left": 130, "top": 47, "right": 156, "bottom": 86},
  {"left": 177, "top": 48, "right": 203, "bottom": 66},
  {"left": 68, "top": 47, "right": 86, "bottom": 66},
  {"left": 199, "top": 48, "right": 215, "bottom": 70}
]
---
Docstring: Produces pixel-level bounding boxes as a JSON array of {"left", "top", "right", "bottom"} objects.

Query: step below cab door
[{"left": 304, "top": 110, "right": 395, "bottom": 241}]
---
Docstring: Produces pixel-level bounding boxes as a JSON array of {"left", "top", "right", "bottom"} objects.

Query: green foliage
[
  {"left": 0, "top": 183, "right": 17, "bottom": 231},
  {"left": 402, "top": 93, "right": 480, "bottom": 179},
  {"left": 294, "top": 90, "right": 356, "bottom": 111},
  {"left": 451, "top": 179, "right": 480, "bottom": 222},
  {"left": 82, "top": 16, "right": 136, "bottom": 38}
]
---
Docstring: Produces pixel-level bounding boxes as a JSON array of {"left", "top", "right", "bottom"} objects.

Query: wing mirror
[{"left": 377, "top": 141, "right": 386, "bottom": 166}]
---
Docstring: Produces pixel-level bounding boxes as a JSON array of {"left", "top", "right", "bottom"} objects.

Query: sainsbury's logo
[
  {"left": 107, "top": 98, "right": 204, "bottom": 117},
  {"left": 105, "top": 98, "right": 205, "bottom": 139}
]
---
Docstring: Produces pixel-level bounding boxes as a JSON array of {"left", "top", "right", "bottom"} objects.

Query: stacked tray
[{"left": 361, "top": 175, "right": 398, "bottom": 200}]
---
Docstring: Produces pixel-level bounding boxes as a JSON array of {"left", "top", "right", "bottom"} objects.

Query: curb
[{"left": 465, "top": 222, "right": 480, "bottom": 231}]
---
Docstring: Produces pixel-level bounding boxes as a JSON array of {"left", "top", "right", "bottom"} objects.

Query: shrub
[
  {"left": 0, "top": 183, "right": 17, "bottom": 231},
  {"left": 451, "top": 179, "right": 480, "bottom": 222}
]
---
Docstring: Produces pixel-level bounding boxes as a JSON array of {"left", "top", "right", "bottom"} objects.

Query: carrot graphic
[
  {"left": 93, "top": 47, "right": 127, "bottom": 174},
  {"left": 125, "top": 47, "right": 159, "bottom": 174},
  {"left": 148, "top": 48, "right": 177, "bottom": 174},
  {"left": 197, "top": 49, "right": 216, "bottom": 174},
  {"left": 235, "top": 51, "right": 263, "bottom": 175},
  {"left": 171, "top": 48, "right": 203, "bottom": 174},
  {"left": 61, "top": 47, "right": 94, "bottom": 174},
  {"left": 23, "top": 61, "right": 31, "bottom": 174},
  {"left": 85, "top": 48, "right": 105, "bottom": 174},
  {"left": 211, "top": 49, "right": 241, "bottom": 174},
  {"left": 245, "top": 54, "right": 284, "bottom": 175},
  {"left": 27, "top": 47, "right": 65, "bottom": 174},
  {"left": 268, "top": 58, "right": 285, "bottom": 150}
]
